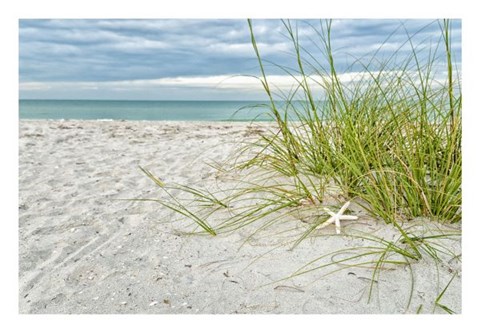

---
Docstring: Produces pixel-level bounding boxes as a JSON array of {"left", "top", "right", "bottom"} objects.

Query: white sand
[{"left": 19, "top": 120, "right": 461, "bottom": 314}]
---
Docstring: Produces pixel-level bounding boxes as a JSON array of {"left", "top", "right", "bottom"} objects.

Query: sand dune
[{"left": 19, "top": 120, "right": 461, "bottom": 314}]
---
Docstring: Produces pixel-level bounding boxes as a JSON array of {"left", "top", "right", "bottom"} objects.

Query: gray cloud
[{"left": 19, "top": 19, "right": 461, "bottom": 99}]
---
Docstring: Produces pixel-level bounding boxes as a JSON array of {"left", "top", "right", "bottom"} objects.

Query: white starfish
[{"left": 315, "top": 201, "right": 358, "bottom": 234}]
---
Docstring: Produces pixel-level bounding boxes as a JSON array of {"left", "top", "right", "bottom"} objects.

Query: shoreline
[
  {"left": 19, "top": 119, "right": 461, "bottom": 314},
  {"left": 19, "top": 118, "right": 275, "bottom": 123}
]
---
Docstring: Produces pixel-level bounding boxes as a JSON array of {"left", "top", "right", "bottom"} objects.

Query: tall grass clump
[
  {"left": 138, "top": 19, "right": 461, "bottom": 241},
  {"left": 244, "top": 19, "right": 461, "bottom": 226}
]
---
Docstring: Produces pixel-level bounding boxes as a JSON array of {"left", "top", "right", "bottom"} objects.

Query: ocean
[{"left": 19, "top": 100, "right": 275, "bottom": 121}]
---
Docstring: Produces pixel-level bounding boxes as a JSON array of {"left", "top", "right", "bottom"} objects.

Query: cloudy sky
[{"left": 19, "top": 19, "right": 461, "bottom": 100}]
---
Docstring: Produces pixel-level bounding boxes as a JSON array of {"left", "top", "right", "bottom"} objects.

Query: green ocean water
[{"left": 19, "top": 100, "right": 275, "bottom": 121}]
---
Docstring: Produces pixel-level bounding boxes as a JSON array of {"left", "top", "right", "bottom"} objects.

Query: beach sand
[{"left": 19, "top": 120, "right": 461, "bottom": 314}]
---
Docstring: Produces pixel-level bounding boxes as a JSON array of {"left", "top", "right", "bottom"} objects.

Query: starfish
[{"left": 315, "top": 201, "right": 358, "bottom": 234}]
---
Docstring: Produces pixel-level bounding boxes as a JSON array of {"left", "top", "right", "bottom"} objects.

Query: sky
[{"left": 19, "top": 19, "right": 461, "bottom": 100}]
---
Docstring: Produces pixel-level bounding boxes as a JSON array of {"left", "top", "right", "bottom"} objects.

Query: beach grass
[
  {"left": 138, "top": 19, "right": 461, "bottom": 312},
  {"left": 243, "top": 18, "right": 461, "bottom": 226}
]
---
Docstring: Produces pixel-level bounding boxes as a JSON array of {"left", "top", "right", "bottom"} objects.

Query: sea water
[{"left": 19, "top": 100, "right": 275, "bottom": 121}]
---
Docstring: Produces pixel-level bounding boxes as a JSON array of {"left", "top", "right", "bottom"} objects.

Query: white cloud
[
  {"left": 22, "top": 42, "right": 81, "bottom": 55},
  {"left": 20, "top": 69, "right": 459, "bottom": 100},
  {"left": 108, "top": 39, "right": 170, "bottom": 51},
  {"left": 206, "top": 42, "right": 289, "bottom": 56},
  {"left": 19, "top": 82, "right": 52, "bottom": 90},
  {"left": 18, "top": 71, "right": 397, "bottom": 93}
]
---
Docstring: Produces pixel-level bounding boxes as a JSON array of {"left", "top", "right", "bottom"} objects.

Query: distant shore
[{"left": 19, "top": 119, "right": 461, "bottom": 314}]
